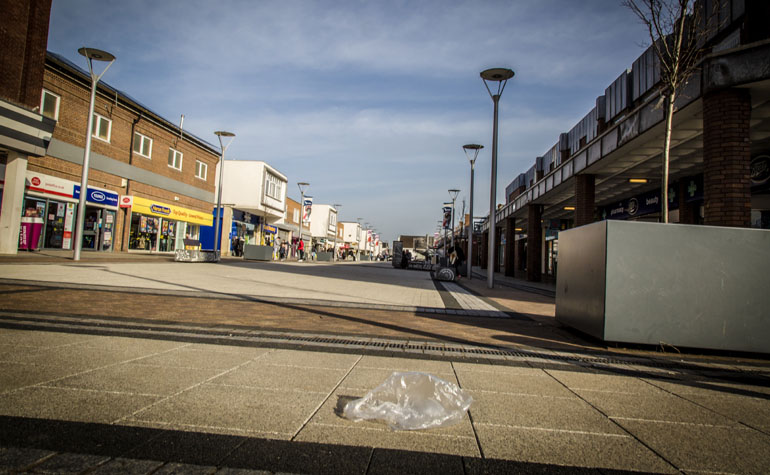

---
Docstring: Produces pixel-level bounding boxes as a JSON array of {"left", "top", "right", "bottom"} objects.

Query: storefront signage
[
  {"left": 264, "top": 224, "right": 277, "bottom": 234},
  {"left": 73, "top": 185, "right": 119, "bottom": 207},
  {"left": 751, "top": 155, "right": 770, "bottom": 186},
  {"left": 119, "top": 196, "right": 133, "bottom": 208},
  {"left": 602, "top": 188, "right": 663, "bottom": 220},
  {"left": 130, "top": 196, "right": 212, "bottom": 226},
  {"left": 25, "top": 172, "right": 75, "bottom": 198}
]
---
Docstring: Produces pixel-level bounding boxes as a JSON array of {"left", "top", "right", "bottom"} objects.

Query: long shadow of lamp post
[{"left": 480, "top": 67, "right": 514, "bottom": 289}]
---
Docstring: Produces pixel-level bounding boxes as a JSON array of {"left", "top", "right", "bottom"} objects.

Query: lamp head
[
  {"left": 78, "top": 47, "right": 115, "bottom": 62},
  {"left": 214, "top": 131, "right": 235, "bottom": 137},
  {"left": 462, "top": 144, "right": 483, "bottom": 165},
  {"left": 480, "top": 67, "right": 514, "bottom": 98},
  {"left": 448, "top": 189, "right": 460, "bottom": 200},
  {"left": 297, "top": 182, "right": 310, "bottom": 193}
]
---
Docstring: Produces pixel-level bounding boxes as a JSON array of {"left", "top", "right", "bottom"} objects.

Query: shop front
[
  {"left": 125, "top": 196, "right": 212, "bottom": 253},
  {"left": 18, "top": 172, "right": 118, "bottom": 251}
]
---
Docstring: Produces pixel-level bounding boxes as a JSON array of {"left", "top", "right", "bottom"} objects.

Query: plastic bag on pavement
[{"left": 342, "top": 371, "right": 473, "bottom": 431}]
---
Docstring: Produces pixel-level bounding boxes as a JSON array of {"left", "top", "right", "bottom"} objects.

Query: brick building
[{"left": 481, "top": 0, "right": 770, "bottom": 282}]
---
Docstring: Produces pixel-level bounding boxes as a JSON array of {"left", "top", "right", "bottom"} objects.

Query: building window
[
  {"left": 40, "top": 89, "right": 60, "bottom": 120},
  {"left": 168, "top": 148, "right": 183, "bottom": 170},
  {"left": 293, "top": 209, "right": 299, "bottom": 223},
  {"left": 195, "top": 160, "right": 207, "bottom": 180},
  {"left": 133, "top": 132, "right": 152, "bottom": 158},
  {"left": 91, "top": 113, "right": 111, "bottom": 142},
  {"left": 265, "top": 173, "right": 282, "bottom": 200}
]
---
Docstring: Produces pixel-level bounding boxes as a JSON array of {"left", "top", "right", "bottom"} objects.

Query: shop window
[
  {"left": 265, "top": 173, "right": 282, "bottom": 200},
  {"left": 40, "top": 89, "right": 60, "bottom": 120},
  {"left": 168, "top": 148, "right": 183, "bottom": 170},
  {"left": 91, "top": 113, "right": 111, "bottom": 142},
  {"left": 195, "top": 160, "right": 207, "bottom": 180},
  {"left": 133, "top": 132, "right": 153, "bottom": 158}
]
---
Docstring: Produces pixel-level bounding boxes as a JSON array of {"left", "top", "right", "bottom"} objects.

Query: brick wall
[
  {"left": 0, "top": 0, "right": 52, "bottom": 107},
  {"left": 575, "top": 174, "right": 596, "bottom": 227},
  {"left": 703, "top": 88, "right": 752, "bottom": 227}
]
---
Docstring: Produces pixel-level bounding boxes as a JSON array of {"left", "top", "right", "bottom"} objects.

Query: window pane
[
  {"left": 100, "top": 119, "right": 109, "bottom": 139},
  {"left": 168, "top": 149, "right": 174, "bottom": 166},
  {"left": 142, "top": 138, "right": 151, "bottom": 156},
  {"left": 133, "top": 133, "right": 141, "bottom": 153},
  {"left": 42, "top": 93, "right": 57, "bottom": 119}
]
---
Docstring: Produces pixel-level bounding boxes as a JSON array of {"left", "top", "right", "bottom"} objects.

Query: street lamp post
[
  {"left": 213, "top": 131, "right": 235, "bottom": 261},
  {"left": 448, "top": 189, "right": 460, "bottom": 249},
  {"left": 332, "top": 203, "right": 341, "bottom": 260},
  {"left": 73, "top": 47, "right": 115, "bottom": 261},
  {"left": 463, "top": 144, "right": 483, "bottom": 280},
  {"left": 298, "top": 182, "right": 309, "bottom": 261},
  {"left": 480, "top": 67, "right": 514, "bottom": 289}
]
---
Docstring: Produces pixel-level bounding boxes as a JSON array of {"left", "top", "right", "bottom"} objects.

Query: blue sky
[{"left": 47, "top": 0, "right": 650, "bottom": 243}]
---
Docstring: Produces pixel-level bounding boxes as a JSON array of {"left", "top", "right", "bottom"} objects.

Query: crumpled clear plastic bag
[{"left": 342, "top": 371, "right": 473, "bottom": 430}]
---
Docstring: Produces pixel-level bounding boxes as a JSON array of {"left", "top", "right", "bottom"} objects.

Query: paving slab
[
  {"left": 294, "top": 423, "right": 480, "bottom": 457},
  {"left": 132, "top": 345, "right": 268, "bottom": 370},
  {"left": 0, "top": 447, "right": 55, "bottom": 472},
  {"left": 255, "top": 348, "right": 361, "bottom": 369},
  {"left": 573, "top": 388, "right": 740, "bottom": 426},
  {"left": 89, "top": 457, "right": 165, "bottom": 474},
  {"left": 209, "top": 361, "right": 349, "bottom": 392},
  {"left": 126, "top": 383, "right": 327, "bottom": 438},
  {"left": 473, "top": 424, "right": 677, "bottom": 473},
  {"left": 455, "top": 369, "right": 574, "bottom": 397},
  {"left": 0, "top": 386, "right": 161, "bottom": 424},
  {"left": 466, "top": 390, "right": 625, "bottom": 435},
  {"left": 367, "top": 448, "right": 465, "bottom": 475},
  {"left": 615, "top": 418, "right": 770, "bottom": 474},
  {"left": 338, "top": 367, "right": 458, "bottom": 391},
  {"left": 357, "top": 355, "right": 454, "bottom": 373},
  {"left": 27, "top": 451, "right": 111, "bottom": 474}
]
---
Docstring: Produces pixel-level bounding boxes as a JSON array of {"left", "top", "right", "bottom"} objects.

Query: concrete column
[
  {"left": 504, "top": 217, "right": 515, "bottom": 276},
  {"left": 494, "top": 226, "right": 501, "bottom": 273},
  {"left": 480, "top": 231, "right": 488, "bottom": 270},
  {"left": 0, "top": 152, "right": 28, "bottom": 254},
  {"left": 575, "top": 174, "right": 596, "bottom": 227},
  {"left": 516, "top": 237, "right": 526, "bottom": 271},
  {"left": 703, "top": 88, "right": 752, "bottom": 227},
  {"left": 526, "top": 204, "right": 542, "bottom": 282}
]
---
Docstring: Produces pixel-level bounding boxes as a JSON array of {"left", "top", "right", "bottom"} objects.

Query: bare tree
[{"left": 624, "top": 0, "right": 719, "bottom": 222}]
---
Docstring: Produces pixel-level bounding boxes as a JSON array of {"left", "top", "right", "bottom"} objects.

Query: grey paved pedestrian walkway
[{"left": 0, "top": 256, "right": 769, "bottom": 473}]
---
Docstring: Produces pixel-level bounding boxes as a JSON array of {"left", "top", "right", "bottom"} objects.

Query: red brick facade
[
  {"left": 703, "top": 88, "right": 752, "bottom": 227},
  {"left": 0, "top": 0, "right": 51, "bottom": 107}
]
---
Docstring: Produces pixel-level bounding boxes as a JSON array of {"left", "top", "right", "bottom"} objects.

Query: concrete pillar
[
  {"left": 526, "top": 204, "right": 542, "bottom": 282},
  {"left": 0, "top": 151, "right": 28, "bottom": 254},
  {"left": 494, "top": 226, "right": 501, "bottom": 273},
  {"left": 516, "top": 237, "right": 526, "bottom": 271},
  {"left": 480, "top": 231, "right": 488, "bottom": 270},
  {"left": 678, "top": 179, "right": 698, "bottom": 224},
  {"left": 504, "top": 217, "right": 515, "bottom": 276},
  {"left": 703, "top": 88, "right": 752, "bottom": 227},
  {"left": 575, "top": 174, "right": 596, "bottom": 227}
]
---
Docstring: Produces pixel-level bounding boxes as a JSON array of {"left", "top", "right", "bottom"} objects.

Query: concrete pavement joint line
[
  {"left": 542, "top": 368, "right": 681, "bottom": 473},
  {"left": 451, "top": 360, "right": 485, "bottom": 460},
  {"left": 608, "top": 417, "right": 746, "bottom": 429},
  {"left": 308, "top": 422, "right": 478, "bottom": 441},
  {"left": 467, "top": 390, "right": 575, "bottom": 400},
  {"left": 0, "top": 341, "right": 191, "bottom": 397},
  {"left": 290, "top": 354, "right": 363, "bottom": 442},
  {"left": 205, "top": 382, "right": 327, "bottom": 395},
  {"left": 36, "top": 385, "right": 165, "bottom": 399},
  {"left": 126, "top": 418, "right": 291, "bottom": 439},
  {"left": 473, "top": 423, "right": 632, "bottom": 438},
  {"left": 112, "top": 349, "right": 271, "bottom": 426}
]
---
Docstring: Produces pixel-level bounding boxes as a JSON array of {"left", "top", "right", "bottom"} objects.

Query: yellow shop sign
[{"left": 129, "top": 196, "right": 212, "bottom": 226}]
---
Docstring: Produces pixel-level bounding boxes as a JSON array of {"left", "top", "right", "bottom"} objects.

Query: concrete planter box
[
  {"left": 556, "top": 220, "right": 770, "bottom": 353},
  {"left": 243, "top": 245, "right": 273, "bottom": 261},
  {"left": 174, "top": 249, "right": 219, "bottom": 262},
  {"left": 316, "top": 251, "right": 333, "bottom": 262}
]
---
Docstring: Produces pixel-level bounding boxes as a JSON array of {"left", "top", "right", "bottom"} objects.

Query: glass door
[
  {"left": 81, "top": 207, "right": 101, "bottom": 250},
  {"left": 100, "top": 210, "right": 115, "bottom": 251}
]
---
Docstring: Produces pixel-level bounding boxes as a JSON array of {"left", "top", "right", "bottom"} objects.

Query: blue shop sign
[
  {"left": 232, "top": 209, "right": 260, "bottom": 225},
  {"left": 73, "top": 185, "right": 119, "bottom": 207}
]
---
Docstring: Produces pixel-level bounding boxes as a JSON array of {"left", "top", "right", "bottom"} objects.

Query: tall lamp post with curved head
[
  {"left": 480, "top": 67, "right": 514, "bottom": 289},
  {"left": 73, "top": 47, "right": 115, "bottom": 261},
  {"left": 297, "top": 182, "right": 310, "bottom": 261},
  {"left": 213, "top": 131, "right": 235, "bottom": 261},
  {"left": 463, "top": 144, "right": 483, "bottom": 280},
  {"left": 448, "top": 189, "right": 460, "bottom": 248}
]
